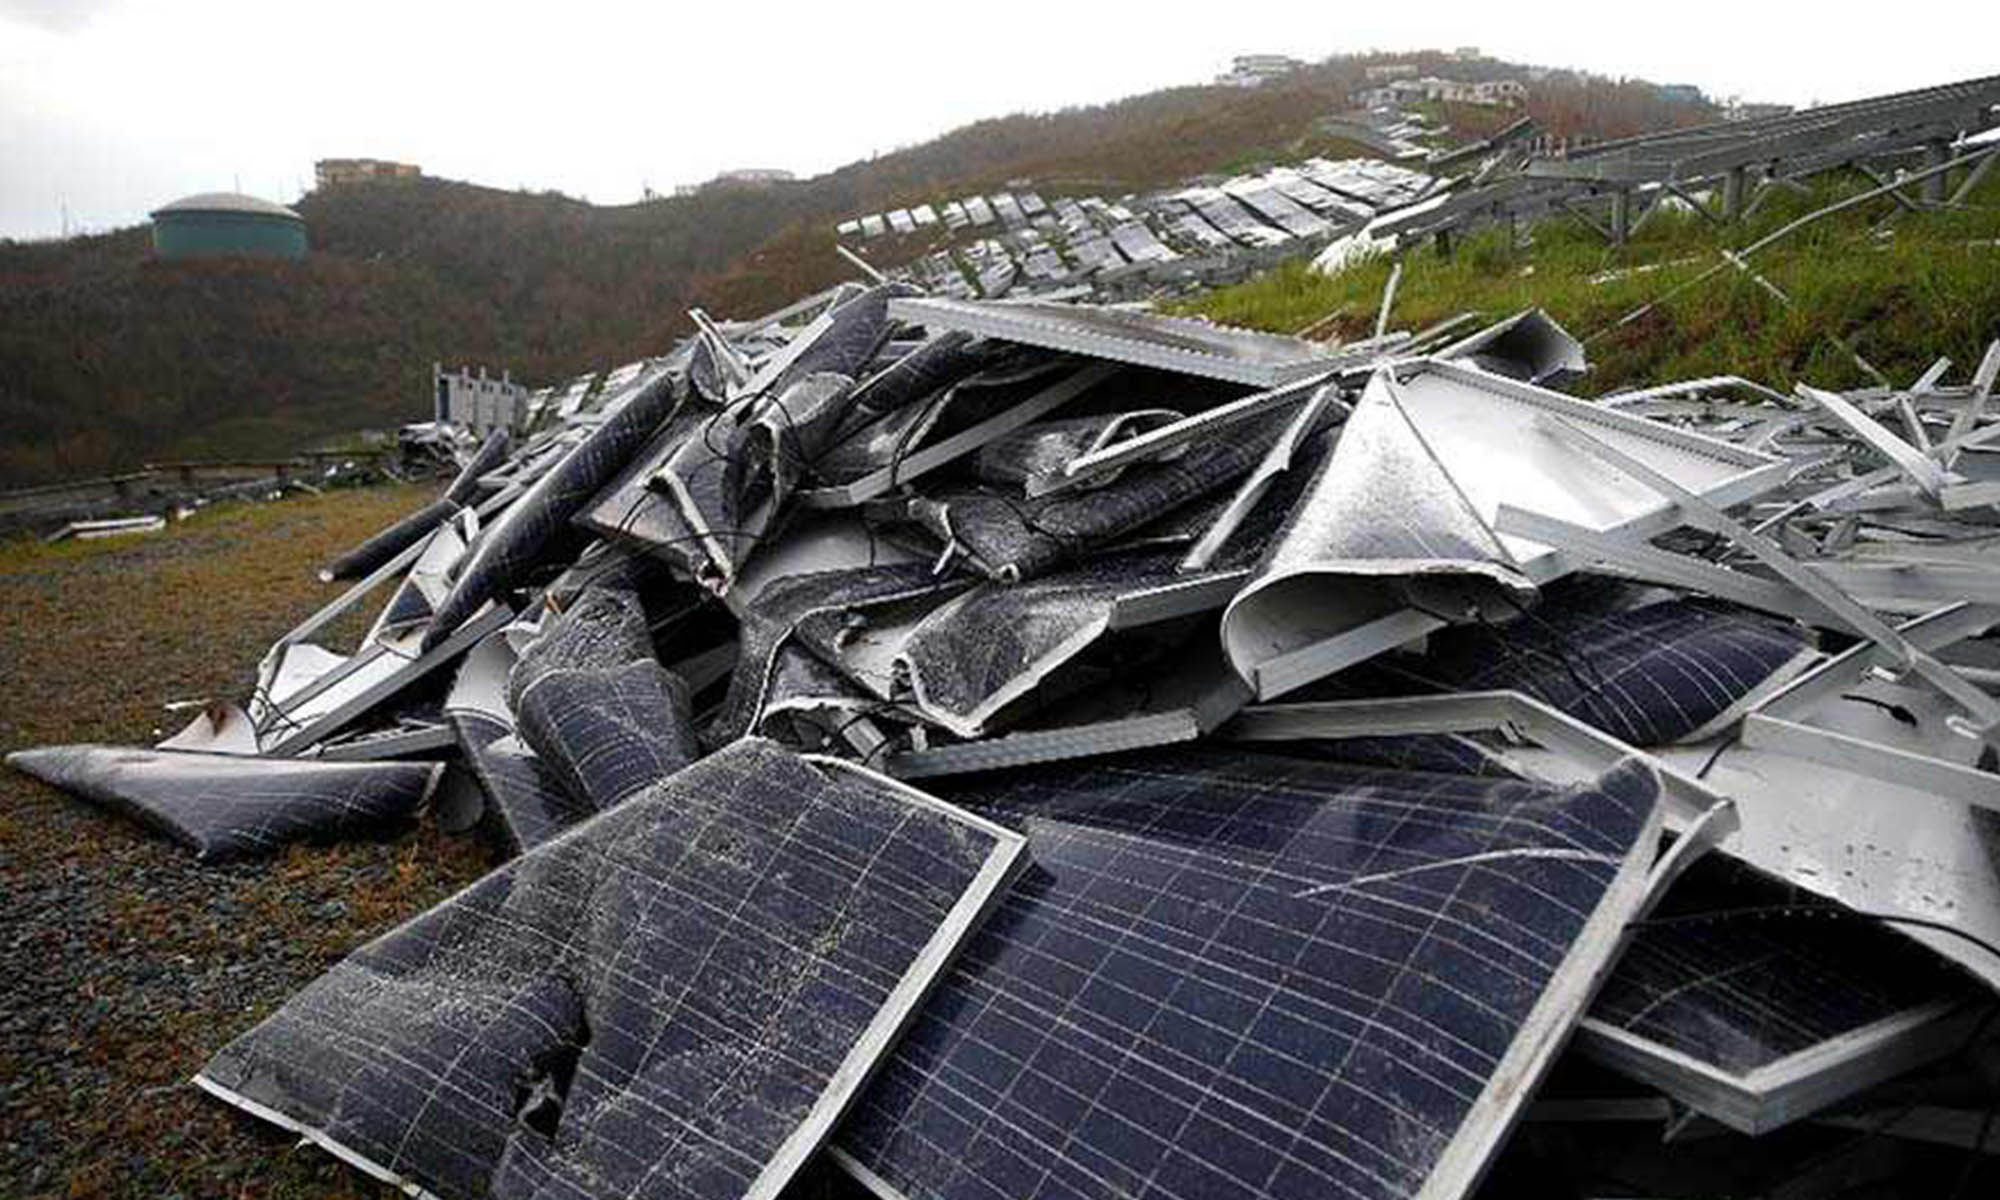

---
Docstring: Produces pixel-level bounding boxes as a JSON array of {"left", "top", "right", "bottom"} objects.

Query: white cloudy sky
[{"left": 1, "top": 0, "right": 1989, "bottom": 239}]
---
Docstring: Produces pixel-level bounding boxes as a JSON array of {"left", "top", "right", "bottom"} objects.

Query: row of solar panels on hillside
[
  {"left": 838, "top": 190, "right": 1053, "bottom": 239},
  {"left": 843, "top": 158, "right": 1433, "bottom": 301}
]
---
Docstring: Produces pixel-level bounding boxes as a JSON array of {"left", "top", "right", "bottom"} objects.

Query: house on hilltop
[{"left": 315, "top": 159, "right": 422, "bottom": 188}]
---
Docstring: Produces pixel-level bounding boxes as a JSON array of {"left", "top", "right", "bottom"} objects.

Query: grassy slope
[{"left": 1181, "top": 170, "right": 2000, "bottom": 394}]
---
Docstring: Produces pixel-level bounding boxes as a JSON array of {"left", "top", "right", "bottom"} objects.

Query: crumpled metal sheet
[
  {"left": 156, "top": 702, "right": 261, "bottom": 755},
  {"left": 1223, "top": 374, "right": 1537, "bottom": 689},
  {"left": 688, "top": 334, "right": 728, "bottom": 405},
  {"left": 3, "top": 745, "right": 440, "bottom": 862},
  {"left": 1436, "top": 308, "right": 1586, "bottom": 385},
  {"left": 423, "top": 371, "right": 685, "bottom": 647},
  {"left": 711, "top": 563, "right": 972, "bottom": 746},
  {"left": 319, "top": 429, "right": 511, "bottom": 581},
  {"left": 898, "top": 549, "right": 1198, "bottom": 737},
  {"left": 905, "top": 412, "right": 1288, "bottom": 582},
  {"left": 970, "top": 409, "right": 1185, "bottom": 494},
  {"left": 196, "top": 738, "right": 1023, "bottom": 1200}
]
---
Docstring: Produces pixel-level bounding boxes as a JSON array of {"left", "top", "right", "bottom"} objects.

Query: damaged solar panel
[
  {"left": 197, "top": 739, "right": 1026, "bottom": 1200},
  {"left": 836, "top": 742, "right": 1663, "bottom": 1200}
]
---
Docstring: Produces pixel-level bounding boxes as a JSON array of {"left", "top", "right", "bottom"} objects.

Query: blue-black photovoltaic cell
[
  {"left": 197, "top": 740, "right": 1021, "bottom": 1200},
  {"left": 1308, "top": 595, "right": 1810, "bottom": 747},
  {"left": 1589, "top": 856, "right": 1972, "bottom": 1076},
  {"left": 836, "top": 745, "right": 1658, "bottom": 1200}
]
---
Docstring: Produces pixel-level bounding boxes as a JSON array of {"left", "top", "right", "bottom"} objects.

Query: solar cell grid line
[
  {"left": 834, "top": 744, "right": 1661, "bottom": 1200},
  {"left": 196, "top": 740, "right": 1027, "bottom": 1200},
  {"left": 848, "top": 784, "right": 1624, "bottom": 1192},
  {"left": 1573, "top": 853, "right": 1981, "bottom": 1133}
]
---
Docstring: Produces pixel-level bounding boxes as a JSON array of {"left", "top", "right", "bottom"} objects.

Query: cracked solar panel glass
[
  {"left": 1316, "top": 591, "right": 1812, "bottom": 747},
  {"left": 197, "top": 739, "right": 1025, "bottom": 1200},
  {"left": 1587, "top": 856, "right": 1975, "bottom": 1078},
  {"left": 836, "top": 744, "right": 1660, "bottom": 1200}
]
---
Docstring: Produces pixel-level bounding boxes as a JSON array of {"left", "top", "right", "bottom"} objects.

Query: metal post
[
  {"left": 1925, "top": 138, "right": 1951, "bottom": 204},
  {"left": 1722, "top": 167, "right": 1747, "bottom": 220},
  {"left": 1610, "top": 189, "right": 1632, "bottom": 245}
]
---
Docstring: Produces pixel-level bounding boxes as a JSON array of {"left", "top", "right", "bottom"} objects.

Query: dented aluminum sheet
[
  {"left": 887, "top": 296, "right": 1345, "bottom": 386},
  {"left": 197, "top": 739, "right": 1024, "bottom": 1200},
  {"left": 1656, "top": 679, "right": 2000, "bottom": 993},
  {"left": 1222, "top": 361, "right": 1789, "bottom": 699},
  {"left": 1435, "top": 309, "right": 1586, "bottom": 385},
  {"left": 897, "top": 550, "right": 1232, "bottom": 738}
]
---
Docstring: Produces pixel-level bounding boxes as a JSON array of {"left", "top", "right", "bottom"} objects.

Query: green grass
[{"left": 1179, "top": 168, "right": 2000, "bottom": 395}]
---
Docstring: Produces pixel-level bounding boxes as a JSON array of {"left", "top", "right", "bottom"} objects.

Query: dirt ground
[{"left": 0, "top": 484, "right": 494, "bottom": 1199}]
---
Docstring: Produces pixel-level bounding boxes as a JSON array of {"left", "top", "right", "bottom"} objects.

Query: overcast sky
[{"left": 1, "top": 0, "right": 1990, "bottom": 240}]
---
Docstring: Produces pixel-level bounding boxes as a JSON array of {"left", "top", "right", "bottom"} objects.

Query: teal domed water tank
[{"left": 150, "top": 192, "right": 307, "bottom": 261}]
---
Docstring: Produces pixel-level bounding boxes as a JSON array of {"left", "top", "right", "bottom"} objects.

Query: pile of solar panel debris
[{"left": 15, "top": 280, "right": 2000, "bottom": 1199}]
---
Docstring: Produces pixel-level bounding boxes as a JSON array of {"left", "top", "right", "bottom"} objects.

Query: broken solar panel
[
  {"left": 835, "top": 743, "right": 1662, "bottom": 1200},
  {"left": 198, "top": 739, "right": 1025, "bottom": 1200},
  {"left": 1308, "top": 589, "right": 1816, "bottom": 748},
  {"left": 423, "top": 369, "right": 686, "bottom": 648},
  {"left": 1579, "top": 855, "right": 1983, "bottom": 1133},
  {"left": 4, "top": 746, "right": 441, "bottom": 862},
  {"left": 320, "top": 428, "right": 510, "bottom": 581},
  {"left": 445, "top": 632, "right": 587, "bottom": 853}
]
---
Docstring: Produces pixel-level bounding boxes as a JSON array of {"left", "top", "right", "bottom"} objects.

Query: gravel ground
[{"left": 0, "top": 485, "right": 493, "bottom": 1199}]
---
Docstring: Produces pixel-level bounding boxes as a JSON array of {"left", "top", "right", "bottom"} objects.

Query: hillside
[{"left": 0, "top": 52, "right": 1713, "bottom": 486}]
